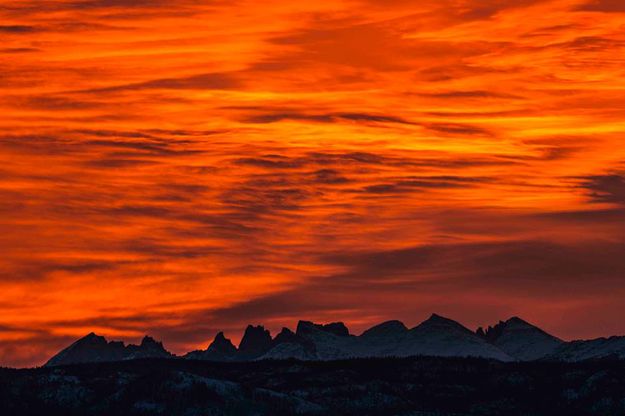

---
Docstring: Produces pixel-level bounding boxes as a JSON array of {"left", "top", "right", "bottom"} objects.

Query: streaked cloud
[{"left": 1, "top": 0, "right": 625, "bottom": 367}]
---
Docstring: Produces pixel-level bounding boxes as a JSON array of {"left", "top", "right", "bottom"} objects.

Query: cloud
[
  {"left": 360, "top": 176, "right": 489, "bottom": 194},
  {"left": 239, "top": 110, "right": 488, "bottom": 137},
  {"left": 68, "top": 0, "right": 170, "bottom": 9},
  {"left": 424, "top": 122, "right": 492, "bottom": 136},
  {"left": 12, "top": 95, "right": 104, "bottom": 111},
  {"left": 359, "top": 0, "right": 544, "bottom": 22},
  {"left": 458, "top": 0, "right": 544, "bottom": 19},
  {"left": 207, "top": 239, "right": 625, "bottom": 329},
  {"left": 420, "top": 90, "right": 521, "bottom": 99},
  {"left": 84, "top": 158, "right": 162, "bottom": 169},
  {"left": 242, "top": 111, "right": 414, "bottom": 126},
  {"left": 80, "top": 72, "right": 241, "bottom": 94},
  {"left": 3, "top": 0, "right": 625, "bottom": 367},
  {"left": 576, "top": 0, "right": 625, "bottom": 12},
  {"left": 311, "top": 169, "right": 350, "bottom": 184},
  {"left": 0, "top": 258, "right": 121, "bottom": 282},
  {"left": 0, "top": 25, "right": 36, "bottom": 33},
  {"left": 0, "top": 47, "right": 40, "bottom": 53},
  {"left": 557, "top": 36, "right": 624, "bottom": 52},
  {"left": 234, "top": 156, "right": 305, "bottom": 169},
  {"left": 581, "top": 174, "right": 625, "bottom": 204}
]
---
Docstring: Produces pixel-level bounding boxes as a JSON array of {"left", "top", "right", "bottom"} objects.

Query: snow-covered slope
[
  {"left": 478, "top": 317, "right": 563, "bottom": 361},
  {"left": 260, "top": 327, "right": 317, "bottom": 360},
  {"left": 48, "top": 314, "right": 625, "bottom": 365},
  {"left": 548, "top": 336, "right": 625, "bottom": 361},
  {"left": 352, "top": 320, "right": 410, "bottom": 357},
  {"left": 259, "top": 315, "right": 512, "bottom": 361},
  {"left": 46, "top": 333, "right": 172, "bottom": 367},
  {"left": 292, "top": 320, "right": 356, "bottom": 360},
  {"left": 393, "top": 314, "right": 513, "bottom": 361}
]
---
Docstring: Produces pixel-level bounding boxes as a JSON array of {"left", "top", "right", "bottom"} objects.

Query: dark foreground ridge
[{"left": 2, "top": 356, "right": 625, "bottom": 415}]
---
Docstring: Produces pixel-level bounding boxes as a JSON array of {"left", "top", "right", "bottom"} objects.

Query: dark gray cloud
[
  {"left": 240, "top": 110, "right": 489, "bottom": 136},
  {"left": 13, "top": 95, "right": 104, "bottom": 111},
  {"left": 234, "top": 156, "right": 305, "bottom": 169},
  {"left": 242, "top": 111, "right": 414, "bottom": 126},
  {"left": 2, "top": 259, "right": 121, "bottom": 282},
  {"left": 581, "top": 174, "right": 625, "bottom": 204},
  {"left": 83, "top": 157, "right": 162, "bottom": 169},
  {"left": 458, "top": 0, "right": 544, "bottom": 19},
  {"left": 0, "top": 25, "right": 36, "bottom": 33},
  {"left": 311, "top": 169, "right": 350, "bottom": 184},
  {"left": 80, "top": 72, "right": 241, "bottom": 94},
  {"left": 420, "top": 90, "right": 521, "bottom": 99},
  {"left": 576, "top": 0, "right": 625, "bottom": 12},
  {"left": 0, "top": 47, "right": 40, "bottom": 53},
  {"left": 360, "top": 176, "right": 489, "bottom": 194},
  {"left": 205, "top": 239, "right": 625, "bottom": 328},
  {"left": 425, "top": 122, "right": 492, "bottom": 136},
  {"left": 557, "top": 36, "right": 624, "bottom": 52}
]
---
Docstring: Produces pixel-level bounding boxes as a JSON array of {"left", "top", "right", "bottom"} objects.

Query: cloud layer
[{"left": 1, "top": 0, "right": 625, "bottom": 367}]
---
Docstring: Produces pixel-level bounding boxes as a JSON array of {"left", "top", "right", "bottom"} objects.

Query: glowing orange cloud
[{"left": 1, "top": 0, "right": 625, "bottom": 367}]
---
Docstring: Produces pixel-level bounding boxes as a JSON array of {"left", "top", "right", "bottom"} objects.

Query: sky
[{"left": 1, "top": 0, "right": 625, "bottom": 367}]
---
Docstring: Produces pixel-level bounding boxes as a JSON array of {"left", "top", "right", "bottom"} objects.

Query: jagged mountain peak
[
  {"left": 478, "top": 316, "right": 563, "bottom": 361},
  {"left": 184, "top": 331, "right": 237, "bottom": 361},
  {"left": 427, "top": 313, "right": 455, "bottom": 323},
  {"left": 136, "top": 336, "right": 169, "bottom": 356},
  {"left": 209, "top": 332, "right": 237, "bottom": 352},
  {"left": 296, "top": 320, "right": 350, "bottom": 337},
  {"left": 78, "top": 332, "right": 107, "bottom": 344},
  {"left": 479, "top": 317, "right": 561, "bottom": 342},
  {"left": 273, "top": 327, "right": 298, "bottom": 344},
  {"left": 46, "top": 333, "right": 172, "bottom": 367},
  {"left": 507, "top": 316, "right": 529, "bottom": 325},
  {"left": 210, "top": 331, "right": 230, "bottom": 345},
  {"left": 414, "top": 313, "right": 471, "bottom": 332},
  {"left": 46, "top": 314, "right": 589, "bottom": 366},
  {"left": 140, "top": 335, "right": 159, "bottom": 346},
  {"left": 214, "top": 331, "right": 228, "bottom": 341},
  {"left": 240, "top": 325, "right": 271, "bottom": 341},
  {"left": 238, "top": 325, "right": 272, "bottom": 358}
]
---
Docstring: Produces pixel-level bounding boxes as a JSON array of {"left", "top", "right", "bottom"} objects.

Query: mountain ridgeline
[{"left": 45, "top": 314, "right": 625, "bottom": 367}]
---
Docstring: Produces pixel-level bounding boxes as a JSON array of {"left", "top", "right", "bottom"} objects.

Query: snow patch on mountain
[
  {"left": 478, "top": 317, "right": 563, "bottom": 361},
  {"left": 45, "top": 333, "right": 171, "bottom": 367},
  {"left": 548, "top": 336, "right": 625, "bottom": 361}
]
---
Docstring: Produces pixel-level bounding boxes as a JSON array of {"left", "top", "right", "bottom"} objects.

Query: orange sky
[{"left": 1, "top": 0, "right": 625, "bottom": 367}]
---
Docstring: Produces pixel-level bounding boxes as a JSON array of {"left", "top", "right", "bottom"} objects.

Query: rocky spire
[{"left": 238, "top": 325, "right": 272, "bottom": 358}]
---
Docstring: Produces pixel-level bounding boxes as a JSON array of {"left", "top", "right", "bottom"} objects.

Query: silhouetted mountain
[
  {"left": 237, "top": 325, "right": 272, "bottom": 359},
  {"left": 478, "top": 317, "right": 563, "bottom": 360},
  {"left": 184, "top": 332, "right": 237, "bottom": 361},
  {"left": 262, "top": 327, "right": 317, "bottom": 360},
  {"left": 284, "top": 319, "right": 356, "bottom": 360},
  {"left": 44, "top": 314, "right": 625, "bottom": 367},
  {"left": 260, "top": 314, "right": 512, "bottom": 361},
  {"left": 360, "top": 320, "right": 408, "bottom": 340},
  {"left": 126, "top": 336, "right": 171, "bottom": 359},
  {"left": 272, "top": 327, "right": 299, "bottom": 345},
  {"left": 549, "top": 336, "right": 625, "bottom": 361},
  {"left": 296, "top": 320, "right": 350, "bottom": 337},
  {"left": 394, "top": 314, "right": 513, "bottom": 361},
  {"left": 45, "top": 333, "right": 171, "bottom": 367}
]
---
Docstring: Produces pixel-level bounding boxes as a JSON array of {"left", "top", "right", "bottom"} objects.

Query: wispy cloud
[{"left": 2, "top": 0, "right": 625, "bottom": 367}]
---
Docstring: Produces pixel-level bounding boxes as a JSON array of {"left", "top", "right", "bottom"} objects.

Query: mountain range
[{"left": 44, "top": 314, "right": 625, "bottom": 367}]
